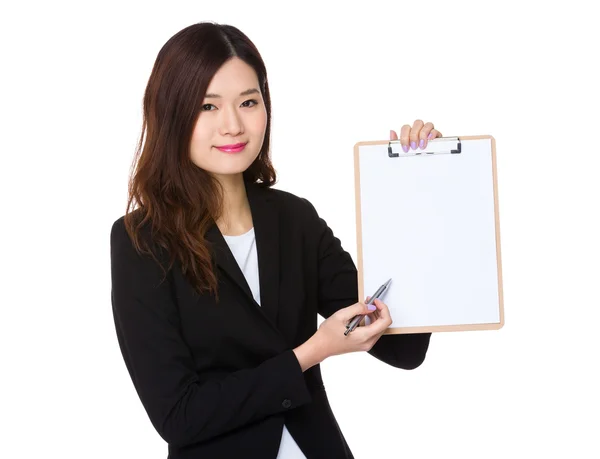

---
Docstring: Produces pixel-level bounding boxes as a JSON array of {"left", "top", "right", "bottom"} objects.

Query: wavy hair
[{"left": 123, "top": 22, "right": 276, "bottom": 301}]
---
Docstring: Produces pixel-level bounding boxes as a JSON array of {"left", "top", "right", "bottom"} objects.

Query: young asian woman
[{"left": 110, "top": 22, "right": 440, "bottom": 459}]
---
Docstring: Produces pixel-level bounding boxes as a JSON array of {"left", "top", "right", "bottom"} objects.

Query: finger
[
  {"left": 355, "top": 306, "right": 377, "bottom": 328},
  {"left": 360, "top": 313, "right": 371, "bottom": 327},
  {"left": 340, "top": 301, "right": 374, "bottom": 322},
  {"left": 410, "top": 119, "right": 424, "bottom": 150},
  {"left": 366, "top": 309, "right": 378, "bottom": 323},
  {"left": 365, "top": 296, "right": 378, "bottom": 323},
  {"left": 362, "top": 299, "right": 390, "bottom": 331},
  {"left": 359, "top": 314, "right": 389, "bottom": 336},
  {"left": 400, "top": 124, "right": 411, "bottom": 152},
  {"left": 429, "top": 128, "right": 442, "bottom": 139},
  {"left": 389, "top": 130, "right": 398, "bottom": 141},
  {"left": 359, "top": 303, "right": 390, "bottom": 334},
  {"left": 365, "top": 311, "right": 378, "bottom": 325},
  {"left": 365, "top": 298, "right": 380, "bottom": 321},
  {"left": 419, "top": 122, "right": 435, "bottom": 149},
  {"left": 373, "top": 299, "right": 392, "bottom": 326},
  {"left": 358, "top": 296, "right": 372, "bottom": 326}
]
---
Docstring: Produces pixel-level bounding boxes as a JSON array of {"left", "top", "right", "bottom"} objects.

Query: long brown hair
[{"left": 123, "top": 22, "right": 276, "bottom": 300}]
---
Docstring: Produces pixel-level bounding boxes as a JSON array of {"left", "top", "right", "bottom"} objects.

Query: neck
[{"left": 214, "top": 173, "right": 253, "bottom": 236}]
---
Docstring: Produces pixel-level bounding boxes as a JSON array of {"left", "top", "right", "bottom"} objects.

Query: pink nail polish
[{"left": 428, "top": 132, "right": 434, "bottom": 139}]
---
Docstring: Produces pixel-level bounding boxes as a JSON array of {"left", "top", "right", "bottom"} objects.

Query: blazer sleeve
[
  {"left": 110, "top": 219, "right": 312, "bottom": 448},
  {"left": 303, "top": 199, "right": 432, "bottom": 370}
]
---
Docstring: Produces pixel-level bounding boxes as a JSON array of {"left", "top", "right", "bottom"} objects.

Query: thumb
[{"left": 338, "top": 301, "right": 376, "bottom": 321}]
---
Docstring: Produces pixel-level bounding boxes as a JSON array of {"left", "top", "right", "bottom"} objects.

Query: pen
[{"left": 344, "top": 278, "right": 391, "bottom": 336}]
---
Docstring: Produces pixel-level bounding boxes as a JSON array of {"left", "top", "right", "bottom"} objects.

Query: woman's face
[{"left": 190, "top": 57, "right": 267, "bottom": 180}]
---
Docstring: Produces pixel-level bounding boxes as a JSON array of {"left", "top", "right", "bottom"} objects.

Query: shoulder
[
  {"left": 110, "top": 208, "right": 145, "bottom": 246},
  {"left": 258, "top": 184, "right": 320, "bottom": 221},
  {"left": 110, "top": 214, "right": 129, "bottom": 247},
  {"left": 111, "top": 214, "right": 127, "bottom": 236},
  {"left": 110, "top": 211, "right": 138, "bottom": 260},
  {"left": 110, "top": 209, "right": 162, "bottom": 261}
]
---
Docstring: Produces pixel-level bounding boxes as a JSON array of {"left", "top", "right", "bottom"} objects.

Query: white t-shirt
[{"left": 223, "top": 227, "right": 307, "bottom": 459}]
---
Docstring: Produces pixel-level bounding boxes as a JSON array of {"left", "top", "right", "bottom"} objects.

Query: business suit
[{"left": 110, "top": 181, "right": 432, "bottom": 458}]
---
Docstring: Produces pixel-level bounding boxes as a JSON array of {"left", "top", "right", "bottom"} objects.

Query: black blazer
[{"left": 110, "top": 181, "right": 431, "bottom": 459}]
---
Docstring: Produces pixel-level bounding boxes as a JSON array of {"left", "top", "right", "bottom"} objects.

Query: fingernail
[
  {"left": 402, "top": 144, "right": 409, "bottom": 153},
  {"left": 428, "top": 132, "right": 434, "bottom": 139},
  {"left": 368, "top": 305, "right": 377, "bottom": 311},
  {"left": 419, "top": 139, "right": 425, "bottom": 149},
  {"left": 411, "top": 141, "right": 417, "bottom": 150},
  {"left": 390, "top": 130, "right": 394, "bottom": 139}
]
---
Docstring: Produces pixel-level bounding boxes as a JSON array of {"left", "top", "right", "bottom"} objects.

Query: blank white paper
[{"left": 357, "top": 138, "right": 501, "bottom": 328}]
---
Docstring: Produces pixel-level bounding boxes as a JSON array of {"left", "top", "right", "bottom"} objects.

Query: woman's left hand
[{"left": 390, "top": 120, "right": 443, "bottom": 152}]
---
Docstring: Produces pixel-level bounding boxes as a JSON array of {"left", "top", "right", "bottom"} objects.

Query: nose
[{"left": 218, "top": 104, "right": 243, "bottom": 137}]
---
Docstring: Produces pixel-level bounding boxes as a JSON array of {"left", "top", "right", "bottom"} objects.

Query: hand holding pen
[
  {"left": 344, "top": 279, "right": 392, "bottom": 335},
  {"left": 309, "top": 289, "right": 393, "bottom": 361}
]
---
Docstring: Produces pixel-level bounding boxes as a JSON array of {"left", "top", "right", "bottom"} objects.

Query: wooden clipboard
[{"left": 354, "top": 135, "right": 504, "bottom": 334}]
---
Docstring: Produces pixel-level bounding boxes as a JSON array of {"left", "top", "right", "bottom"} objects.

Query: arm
[
  {"left": 304, "top": 199, "right": 432, "bottom": 370},
  {"left": 110, "top": 219, "right": 312, "bottom": 448}
]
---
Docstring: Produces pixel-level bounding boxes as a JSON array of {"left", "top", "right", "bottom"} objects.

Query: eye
[
  {"left": 201, "top": 104, "right": 215, "bottom": 111},
  {"left": 241, "top": 99, "right": 259, "bottom": 107}
]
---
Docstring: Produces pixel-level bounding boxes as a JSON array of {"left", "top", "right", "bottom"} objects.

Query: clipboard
[{"left": 354, "top": 135, "right": 504, "bottom": 334}]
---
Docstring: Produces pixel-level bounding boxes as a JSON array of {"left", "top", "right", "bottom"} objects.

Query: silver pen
[{"left": 344, "top": 278, "right": 391, "bottom": 336}]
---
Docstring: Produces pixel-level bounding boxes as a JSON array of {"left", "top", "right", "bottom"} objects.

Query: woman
[{"left": 110, "top": 22, "right": 439, "bottom": 459}]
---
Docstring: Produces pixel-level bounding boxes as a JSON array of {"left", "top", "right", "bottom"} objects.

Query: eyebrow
[{"left": 204, "top": 88, "right": 260, "bottom": 98}]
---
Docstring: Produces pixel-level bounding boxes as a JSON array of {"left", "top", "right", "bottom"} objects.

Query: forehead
[{"left": 206, "top": 57, "right": 259, "bottom": 94}]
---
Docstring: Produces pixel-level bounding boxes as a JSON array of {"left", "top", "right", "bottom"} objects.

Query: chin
[
  {"left": 213, "top": 160, "right": 256, "bottom": 176},
  {"left": 194, "top": 149, "right": 260, "bottom": 176}
]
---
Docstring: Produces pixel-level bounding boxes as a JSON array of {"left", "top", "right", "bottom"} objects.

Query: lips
[{"left": 216, "top": 142, "right": 247, "bottom": 153}]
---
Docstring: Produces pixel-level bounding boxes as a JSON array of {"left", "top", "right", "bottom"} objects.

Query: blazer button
[{"left": 282, "top": 399, "right": 292, "bottom": 409}]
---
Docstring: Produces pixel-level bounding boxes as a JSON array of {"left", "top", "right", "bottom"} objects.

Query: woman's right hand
[{"left": 315, "top": 299, "right": 393, "bottom": 359}]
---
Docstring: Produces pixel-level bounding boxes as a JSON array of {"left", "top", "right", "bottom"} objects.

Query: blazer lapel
[
  {"left": 204, "top": 182, "right": 281, "bottom": 332},
  {"left": 205, "top": 223, "right": 254, "bottom": 303},
  {"left": 246, "top": 182, "right": 280, "bottom": 326}
]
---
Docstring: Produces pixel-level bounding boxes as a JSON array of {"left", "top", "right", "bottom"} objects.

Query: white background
[{"left": 2, "top": 1, "right": 599, "bottom": 458}]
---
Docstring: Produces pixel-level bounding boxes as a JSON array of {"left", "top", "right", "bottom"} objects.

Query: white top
[{"left": 223, "top": 227, "right": 307, "bottom": 459}]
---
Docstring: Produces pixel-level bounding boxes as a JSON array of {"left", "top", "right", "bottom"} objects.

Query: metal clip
[{"left": 388, "top": 137, "right": 462, "bottom": 157}]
